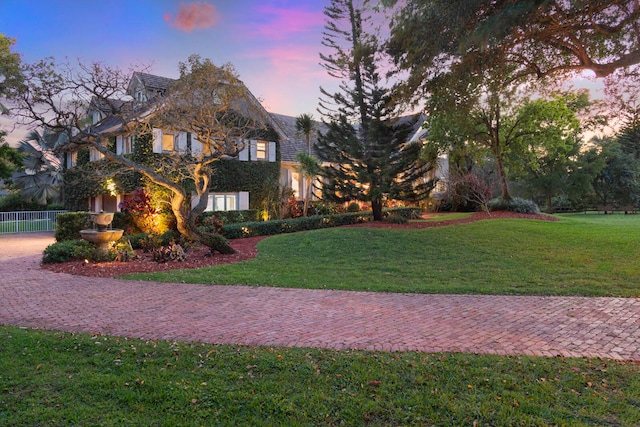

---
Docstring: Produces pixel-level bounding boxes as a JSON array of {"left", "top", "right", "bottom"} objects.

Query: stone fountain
[{"left": 80, "top": 211, "right": 124, "bottom": 253}]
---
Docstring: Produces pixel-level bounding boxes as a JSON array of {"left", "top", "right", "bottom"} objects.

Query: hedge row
[
  {"left": 218, "top": 207, "right": 422, "bottom": 239},
  {"left": 56, "top": 207, "right": 423, "bottom": 243},
  {"left": 219, "top": 212, "right": 373, "bottom": 239},
  {"left": 198, "top": 209, "right": 260, "bottom": 225}
]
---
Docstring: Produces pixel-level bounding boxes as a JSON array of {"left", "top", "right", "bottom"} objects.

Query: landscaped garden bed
[{"left": 41, "top": 211, "right": 556, "bottom": 278}]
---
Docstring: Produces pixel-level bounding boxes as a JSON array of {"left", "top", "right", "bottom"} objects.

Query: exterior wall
[
  {"left": 88, "top": 194, "right": 124, "bottom": 213},
  {"left": 280, "top": 161, "right": 319, "bottom": 201}
]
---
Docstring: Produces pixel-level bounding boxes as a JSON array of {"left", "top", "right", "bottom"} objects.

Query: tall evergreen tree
[{"left": 316, "top": 0, "right": 433, "bottom": 221}]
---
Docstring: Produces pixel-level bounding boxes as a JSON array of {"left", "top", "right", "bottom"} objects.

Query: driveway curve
[{"left": 1, "top": 232, "right": 639, "bottom": 361}]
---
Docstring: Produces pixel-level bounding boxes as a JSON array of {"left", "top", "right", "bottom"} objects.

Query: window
[
  {"left": 291, "top": 172, "right": 300, "bottom": 198},
  {"left": 256, "top": 141, "right": 267, "bottom": 160},
  {"left": 162, "top": 133, "right": 174, "bottom": 152},
  {"left": 67, "top": 151, "right": 77, "bottom": 168},
  {"left": 206, "top": 194, "right": 237, "bottom": 212},
  {"left": 124, "top": 135, "right": 133, "bottom": 154}
]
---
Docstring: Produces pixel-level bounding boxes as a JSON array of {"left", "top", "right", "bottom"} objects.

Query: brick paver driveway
[{"left": 1, "top": 232, "right": 639, "bottom": 361}]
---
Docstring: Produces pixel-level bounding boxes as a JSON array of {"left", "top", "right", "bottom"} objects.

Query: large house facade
[
  {"left": 65, "top": 72, "right": 297, "bottom": 215},
  {"left": 63, "top": 71, "right": 440, "bottom": 215}
]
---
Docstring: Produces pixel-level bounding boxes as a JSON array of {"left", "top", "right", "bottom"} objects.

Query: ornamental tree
[{"left": 13, "top": 55, "right": 271, "bottom": 254}]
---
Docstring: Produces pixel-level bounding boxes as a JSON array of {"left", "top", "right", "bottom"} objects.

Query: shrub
[
  {"left": 46, "top": 203, "right": 66, "bottom": 211},
  {"left": 284, "top": 196, "right": 303, "bottom": 218},
  {"left": 112, "top": 238, "right": 136, "bottom": 262},
  {"left": 347, "top": 202, "right": 361, "bottom": 212},
  {"left": 487, "top": 197, "right": 540, "bottom": 214},
  {"left": 386, "top": 214, "right": 408, "bottom": 224},
  {"left": 312, "top": 201, "right": 345, "bottom": 215},
  {"left": 551, "top": 195, "right": 577, "bottom": 212},
  {"left": 386, "top": 207, "right": 422, "bottom": 219},
  {"left": 127, "top": 232, "right": 149, "bottom": 250},
  {"left": 42, "top": 240, "right": 96, "bottom": 264},
  {"left": 55, "top": 212, "right": 92, "bottom": 242},
  {"left": 0, "top": 193, "right": 45, "bottom": 212}
]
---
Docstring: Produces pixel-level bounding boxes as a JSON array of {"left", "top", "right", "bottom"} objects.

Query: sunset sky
[{"left": 1, "top": 0, "right": 342, "bottom": 142}]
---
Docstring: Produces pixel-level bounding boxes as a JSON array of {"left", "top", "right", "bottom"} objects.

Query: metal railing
[{"left": 0, "top": 210, "right": 67, "bottom": 234}]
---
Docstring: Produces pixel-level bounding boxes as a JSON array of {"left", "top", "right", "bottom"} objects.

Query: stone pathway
[{"left": 1, "top": 232, "right": 639, "bottom": 360}]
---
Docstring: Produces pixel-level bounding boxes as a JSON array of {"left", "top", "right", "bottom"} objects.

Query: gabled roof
[
  {"left": 270, "top": 113, "right": 328, "bottom": 163},
  {"left": 127, "top": 72, "right": 175, "bottom": 97},
  {"left": 90, "top": 71, "right": 287, "bottom": 142}
]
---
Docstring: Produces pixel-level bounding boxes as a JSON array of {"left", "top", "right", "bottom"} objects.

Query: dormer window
[{"left": 135, "top": 90, "right": 144, "bottom": 102}]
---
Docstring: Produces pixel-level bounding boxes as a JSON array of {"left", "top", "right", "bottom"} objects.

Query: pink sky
[{"left": 0, "top": 0, "right": 344, "bottom": 144}]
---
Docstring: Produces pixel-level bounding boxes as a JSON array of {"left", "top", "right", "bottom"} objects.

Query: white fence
[{"left": 0, "top": 210, "right": 67, "bottom": 234}]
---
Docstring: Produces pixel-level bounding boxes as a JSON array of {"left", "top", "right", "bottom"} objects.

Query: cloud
[{"left": 164, "top": 2, "right": 220, "bottom": 32}]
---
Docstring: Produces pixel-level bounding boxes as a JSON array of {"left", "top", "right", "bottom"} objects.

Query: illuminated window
[
  {"left": 162, "top": 133, "right": 174, "bottom": 152},
  {"left": 291, "top": 172, "right": 300, "bottom": 197},
  {"left": 256, "top": 141, "right": 267, "bottom": 160}
]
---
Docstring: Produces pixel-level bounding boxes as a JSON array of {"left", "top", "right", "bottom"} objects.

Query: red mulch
[{"left": 41, "top": 211, "right": 557, "bottom": 278}]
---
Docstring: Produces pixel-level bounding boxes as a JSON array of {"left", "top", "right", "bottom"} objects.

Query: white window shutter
[
  {"left": 238, "top": 192, "right": 249, "bottom": 210},
  {"left": 191, "top": 135, "right": 202, "bottom": 156},
  {"left": 152, "top": 128, "right": 162, "bottom": 153},
  {"left": 268, "top": 141, "right": 276, "bottom": 162},
  {"left": 249, "top": 140, "right": 257, "bottom": 160},
  {"left": 175, "top": 132, "right": 187, "bottom": 152},
  {"left": 238, "top": 139, "right": 249, "bottom": 161},
  {"left": 116, "top": 135, "right": 123, "bottom": 154}
]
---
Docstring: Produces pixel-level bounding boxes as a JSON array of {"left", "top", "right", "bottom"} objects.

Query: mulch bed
[{"left": 41, "top": 211, "right": 557, "bottom": 278}]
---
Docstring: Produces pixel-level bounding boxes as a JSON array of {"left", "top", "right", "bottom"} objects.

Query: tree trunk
[
  {"left": 171, "top": 192, "right": 236, "bottom": 255},
  {"left": 302, "top": 178, "right": 309, "bottom": 217},
  {"left": 372, "top": 198, "right": 384, "bottom": 221},
  {"left": 495, "top": 156, "right": 511, "bottom": 200}
]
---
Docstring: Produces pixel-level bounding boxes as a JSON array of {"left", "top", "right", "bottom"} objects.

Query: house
[
  {"left": 65, "top": 71, "right": 286, "bottom": 214},
  {"left": 269, "top": 112, "right": 328, "bottom": 202},
  {"left": 63, "top": 70, "right": 440, "bottom": 216},
  {"left": 406, "top": 119, "right": 449, "bottom": 196}
]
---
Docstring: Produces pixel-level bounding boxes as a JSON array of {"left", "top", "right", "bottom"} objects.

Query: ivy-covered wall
[{"left": 209, "top": 160, "right": 280, "bottom": 210}]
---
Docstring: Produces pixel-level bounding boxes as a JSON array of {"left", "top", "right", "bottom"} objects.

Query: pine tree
[{"left": 316, "top": 0, "right": 433, "bottom": 221}]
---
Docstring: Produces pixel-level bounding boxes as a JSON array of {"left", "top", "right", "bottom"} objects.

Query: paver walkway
[{"left": 1, "top": 233, "right": 639, "bottom": 361}]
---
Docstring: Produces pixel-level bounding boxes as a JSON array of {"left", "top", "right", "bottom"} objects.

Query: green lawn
[
  {"left": 2, "top": 326, "right": 638, "bottom": 426},
  {"left": 0, "top": 218, "right": 55, "bottom": 233},
  {"left": 124, "top": 214, "right": 640, "bottom": 297}
]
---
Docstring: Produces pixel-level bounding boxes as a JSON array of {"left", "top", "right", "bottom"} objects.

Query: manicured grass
[
  {"left": 0, "top": 219, "right": 54, "bottom": 233},
  {"left": 410, "top": 212, "right": 473, "bottom": 222},
  {"left": 124, "top": 215, "right": 640, "bottom": 297},
  {"left": 1, "top": 326, "right": 638, "bottom": 426}
]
